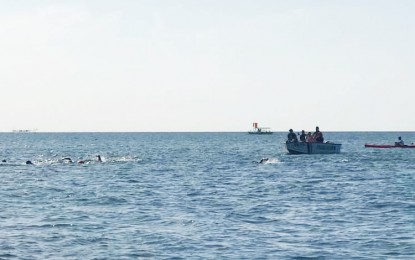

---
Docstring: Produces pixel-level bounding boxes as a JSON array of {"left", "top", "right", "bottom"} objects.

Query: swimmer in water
[
  {"left": 62, "top": 157, "right": 73, "bottom": 163},
  {"left": 26, "top": 160, "right": 33, "bottom": 165},
  {"left": 259, "top": 158, "right": 269, "bottom": 163},
  {"left": 253, "top": 158, "right": 269, "bottom": 164},
  {"left": 97, "top": 155, "right": 102, "bottom": 162}
]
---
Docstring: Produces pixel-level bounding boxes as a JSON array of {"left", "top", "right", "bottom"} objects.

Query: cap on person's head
[{"left": 289, "top": 129, "right": 293, "bottom": 132}]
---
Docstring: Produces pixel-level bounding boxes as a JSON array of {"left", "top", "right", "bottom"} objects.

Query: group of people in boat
[{"left": 287, "top": 126, "right": 324, "bottom": 143}]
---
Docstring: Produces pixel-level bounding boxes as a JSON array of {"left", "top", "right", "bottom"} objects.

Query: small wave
[
  {"left": 254, "top": 158, "right": 282, "bottom": 164},
  {"left": 30, "top": 223, "right": 74, "bottom": 228},
  {"left": 111, "top": 156, "right": 142, "bottom": 163},
  {"left": 0, "top": 254, "right": 18, "bottom": 258},
  {"left": 265, "top": 158, "right": 282, "bottom": 164},
  {"left": 0, "top": 163, "right": 29, "bottom": 167}
]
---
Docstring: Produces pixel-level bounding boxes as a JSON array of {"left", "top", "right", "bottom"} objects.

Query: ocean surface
[{"left": 0, "top": 132, "right": 414, "bottom": 259}]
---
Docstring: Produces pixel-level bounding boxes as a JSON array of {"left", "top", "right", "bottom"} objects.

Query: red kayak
[{"left": 365, "top": 144, "right": 415, "bottom": 148}]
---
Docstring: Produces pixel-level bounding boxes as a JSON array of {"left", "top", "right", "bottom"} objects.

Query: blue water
[{"left": 0, "top": 132, "right": 414, "bottom": 259}]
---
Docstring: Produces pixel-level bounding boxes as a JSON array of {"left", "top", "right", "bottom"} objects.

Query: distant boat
[
  {"left": 365, "top": 144, "right": 415, "bottom": 148},
  {"left": 286, "top": 141, "right": 341, "bottom": 154},
  {"left": 12, "top": 129, "right": 37, "bottom": 133},
  {"left": 248, "top": 122, "right": 273, "bottom": 135}
]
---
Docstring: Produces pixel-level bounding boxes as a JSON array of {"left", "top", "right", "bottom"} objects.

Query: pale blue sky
[{"left": 1, "top": 0, "right": 414, "bottom": 132}]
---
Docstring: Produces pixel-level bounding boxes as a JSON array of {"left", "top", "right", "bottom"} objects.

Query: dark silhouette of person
[
  {"left": 299, "top": 130, "right": 307, "bottom": 142},
  {"left": 313, "top": 126, "right": 324, "bottom": 143},
  {"left": 259, "top": 158, "right": 269, "bottom": 163},
  {"left": 395, "top": 136, "right": 404, "bottom": 146},
  {"left": 287, "top": 129, "right": 298, "bottom": 142},
  {"left": 62, "top": 157, "right": 73, "bottom": 163}
]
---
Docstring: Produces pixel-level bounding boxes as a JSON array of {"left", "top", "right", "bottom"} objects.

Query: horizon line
[{"left": 1, "top": 130, "right": 414, "bottom": 133}]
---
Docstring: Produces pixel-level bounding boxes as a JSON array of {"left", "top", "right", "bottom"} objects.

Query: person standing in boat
[
  {"left": 395, "top": 136, "right": 404, "bottom": 146},
  {"left": 287, "top": 129, "right": 298, "bottom": 142},
  {"left": 313, "top": 126, "right": 324, "bottom": 143},
  {"left": 299, "top": 130, "right": 307, "bottom": 142}
]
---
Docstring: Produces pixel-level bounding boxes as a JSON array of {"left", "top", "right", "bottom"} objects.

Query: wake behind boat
[{"left": 286, "top": 141, "right": 342, "bottom": 154}]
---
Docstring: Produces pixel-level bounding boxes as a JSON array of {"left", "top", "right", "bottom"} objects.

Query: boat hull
[
  {"left": 365, "top": 144, "right": 415, "bottom": 148},
  {"left": 286, "top": 142, "right": 341, "bottom": 154},
  {"left": 248, "top": 131, "right": 273, "bottom": 135}
]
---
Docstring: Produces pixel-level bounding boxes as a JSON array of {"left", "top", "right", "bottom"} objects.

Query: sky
[{"left": 1, "top": 0, "right": 414, "bottom": 132}]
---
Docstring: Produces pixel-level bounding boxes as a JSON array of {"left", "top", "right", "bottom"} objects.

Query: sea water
[{"left": 0, "top": 132, "right": 414, "bottom": 259}]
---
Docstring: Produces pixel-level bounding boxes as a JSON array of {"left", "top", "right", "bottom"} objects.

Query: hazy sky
[{"left": 2, "top": 0, "right": 414, "bottom": 132}]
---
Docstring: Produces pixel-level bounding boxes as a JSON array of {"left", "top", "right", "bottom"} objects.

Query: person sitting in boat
[
  {"left": 312, "top": 126, "right": 324, "bottom": 143},
  {"left": 395, "top": 136, "right": 404, "bottom": 146},
  {"left": 306, "top": 132, "right": 314, "bottom": 142},
  {"left": 287, "top": 129, "right": 298, "bottom": 142},
  {"left": 299, "top": 130, "right": 307, "bottom": 142}
]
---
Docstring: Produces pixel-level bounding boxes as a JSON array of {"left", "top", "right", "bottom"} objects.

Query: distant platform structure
[
  {"left": 248, "top": 122, "right": 273, "bottom": 135},
  {"left": 12, "top": 129, "right": 37, "bottom": 133}
]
